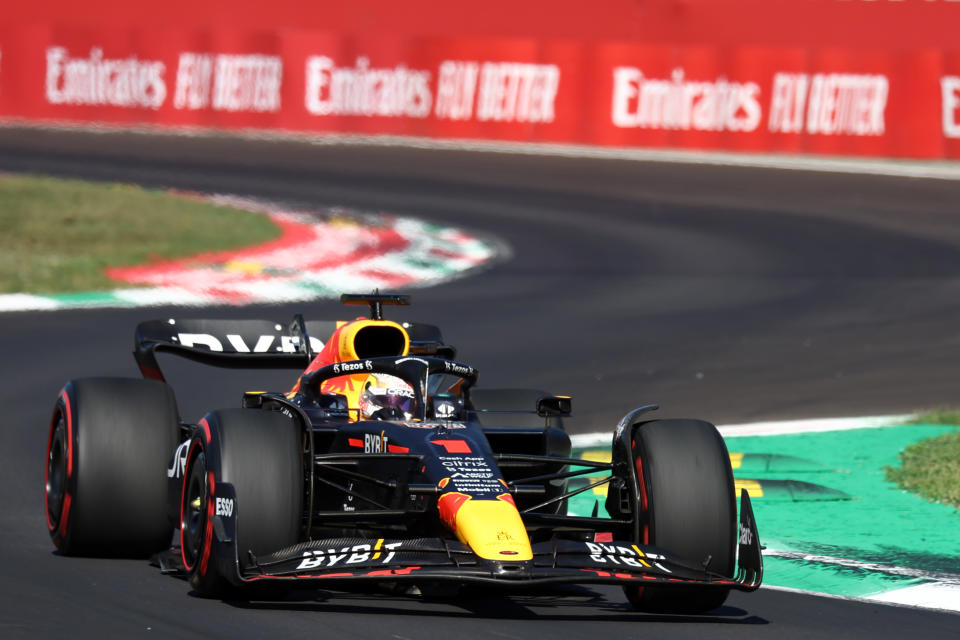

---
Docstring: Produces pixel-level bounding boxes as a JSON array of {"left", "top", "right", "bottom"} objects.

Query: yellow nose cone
[{"left": 447, "top": 496, "right": 533, "bottom": 561}]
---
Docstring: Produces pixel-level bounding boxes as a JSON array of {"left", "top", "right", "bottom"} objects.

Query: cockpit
[{"left": 288, "top": 294, "right": 472, "bottom": 423}]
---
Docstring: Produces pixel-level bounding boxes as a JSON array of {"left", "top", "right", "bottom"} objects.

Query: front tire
[
  {"left": 181, "top": 409, "right": 303, "bottom": 596},
  {"left": 624, "top": 419, "right": 736, "bottom": 614},
  {"left": 44, "top": 377, "right": 179, "bottom": 556}
]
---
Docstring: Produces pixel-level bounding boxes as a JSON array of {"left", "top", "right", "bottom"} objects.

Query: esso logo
[{"left": 215, "top": 497, "right": 234, "bottom": 517}]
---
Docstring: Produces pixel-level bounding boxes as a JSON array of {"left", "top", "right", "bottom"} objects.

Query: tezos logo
[
  {"left": 333, "top": 360, "right": 373, "bottom": 374},
  {"left": 443, "top": 361, "right": 472, "bottom": 376}
]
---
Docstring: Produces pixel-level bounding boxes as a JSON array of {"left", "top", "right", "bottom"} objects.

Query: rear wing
[{"left": 134, "top": 316, "right": 451, "bottom": 382}]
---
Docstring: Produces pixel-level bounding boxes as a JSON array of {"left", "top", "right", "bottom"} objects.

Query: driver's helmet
[{"left": 359, "top": 373, "right": 415, "bottom": 420}]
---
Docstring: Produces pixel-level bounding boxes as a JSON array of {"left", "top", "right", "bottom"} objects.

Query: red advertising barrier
[{"left": 2, "top": 1, "right": 960, "bottom": 160}]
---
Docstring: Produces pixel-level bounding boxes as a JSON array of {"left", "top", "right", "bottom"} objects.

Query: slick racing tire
[
  {"left": 470, "top": 388, "right": 563, "bottom": 429},
  {"left": 44, "top": 377, "right": 179, "bottom": 557},
  {"left": 625, "top": 419, "right": 736, "bottom": 614},
  {"left": 181, "top": 409, "right": 303, "bottom": 596}
]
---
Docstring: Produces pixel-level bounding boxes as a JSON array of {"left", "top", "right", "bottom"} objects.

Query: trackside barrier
[{"left": 2, "top": 0, "right": 960, "bottom": 160}]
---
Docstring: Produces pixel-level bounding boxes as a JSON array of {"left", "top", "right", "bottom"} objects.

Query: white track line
[
  {"left": 569, "top": 414, "right": 914, "bottom": 449},
  {"left": 717, "top": 414, "right": 915, "bottom": 438},
  {"left": 868, "top": 582, "right": 960, "bottom": 613},
  {"left": 763, "top": 549, "right": 960, "bottom": 586}
]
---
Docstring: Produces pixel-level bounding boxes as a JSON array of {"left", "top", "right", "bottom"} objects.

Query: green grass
[
  {"left": 909, "top": 408, "right": 960, "bottom": 426},
  {"left": 885, "top": 429, "right": 960, "bottom": 509},
  {"left": 0, "top": 174, "right": 280, "bottom": 294}
]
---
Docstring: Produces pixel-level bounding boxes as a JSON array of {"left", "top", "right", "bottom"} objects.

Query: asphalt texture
[{"left": 1, "top": 126, "right": 959, "bottom": 637}]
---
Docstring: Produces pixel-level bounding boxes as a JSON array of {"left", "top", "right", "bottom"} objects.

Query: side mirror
[{"left": 536, "top": 395, "right": 572, "bottom": 417}]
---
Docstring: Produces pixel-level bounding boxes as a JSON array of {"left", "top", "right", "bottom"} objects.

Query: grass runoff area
[
  {"left": 0, "top": 174, "right": 279, "bottom": 294},
  {"left": 885, "top": 410, "right": 960, "bottom": 509}
]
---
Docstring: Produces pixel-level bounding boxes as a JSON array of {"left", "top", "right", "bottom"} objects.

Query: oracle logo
[{"left": 45, "top": 46, "right": 166, "bottom": 109}]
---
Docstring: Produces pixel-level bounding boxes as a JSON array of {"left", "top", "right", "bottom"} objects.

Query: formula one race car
[{"left": 44, "top": 293, "right": 762, "bottom": 613}]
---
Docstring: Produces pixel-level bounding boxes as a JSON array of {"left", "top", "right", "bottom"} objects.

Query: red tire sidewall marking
[
  {"left": 197, "top": 418, "right": 215, "bottom": 577},
  {"left": 56, "top": 494, "right": 72, "bottom": 542},
  {"left": 180, "top": 439, "right": 205, "bottom": 572},
  {"left": 630, "top": 436, "right": 650, "bottom": 602},
  {"left": 181, "top": 422, "right": 216, "bottom": 579},
  {"left": 199, "top": 471, "right": 216, "bottom": 577},
  {"left": 45, "top": 391, "right": 74, "bottom": 545},
  {"left": 43, "top": 406, "right": 59, "bottom": 533},
  {"left": 633, "top": 437, "right": 649, "bottom": 545},
  {"left": 62, "top": 390, "right": 73, "bottom": 478}
]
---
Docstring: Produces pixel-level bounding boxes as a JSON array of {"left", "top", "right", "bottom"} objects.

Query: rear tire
[
  {"left": 44, "top": 377, "right": 179, "bottom": 557},
  {"left": 624, "top": 419, "right": 735, "bottom": 614},
  {"left": 181, "top": 409, "right": 303, "bottom": 596}
]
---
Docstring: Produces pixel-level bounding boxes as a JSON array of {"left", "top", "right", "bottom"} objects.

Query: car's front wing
[{"left": 198, "top": 488, "right": 762, "bottom": 591}]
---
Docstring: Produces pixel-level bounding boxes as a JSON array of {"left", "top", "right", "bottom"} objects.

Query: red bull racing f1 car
[{"left": 44, "top": 293, "right": 762, "bottom": 613}]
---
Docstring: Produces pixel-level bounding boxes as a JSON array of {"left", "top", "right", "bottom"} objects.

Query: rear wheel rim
[
  {"left": 181, "top": 451, "right": 208, "bottom": 569},
  {"left": 45, "top": 416, "right": 67, "bottom": 528}
]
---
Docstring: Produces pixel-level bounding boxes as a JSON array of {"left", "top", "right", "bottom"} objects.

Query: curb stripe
[{"left": 0, "top": 194, "right": 503, "bottom": 313}]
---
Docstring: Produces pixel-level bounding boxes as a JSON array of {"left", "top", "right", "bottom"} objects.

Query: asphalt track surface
[{"left": 1, "top": 127, "right": 959, "bottom": 637}]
